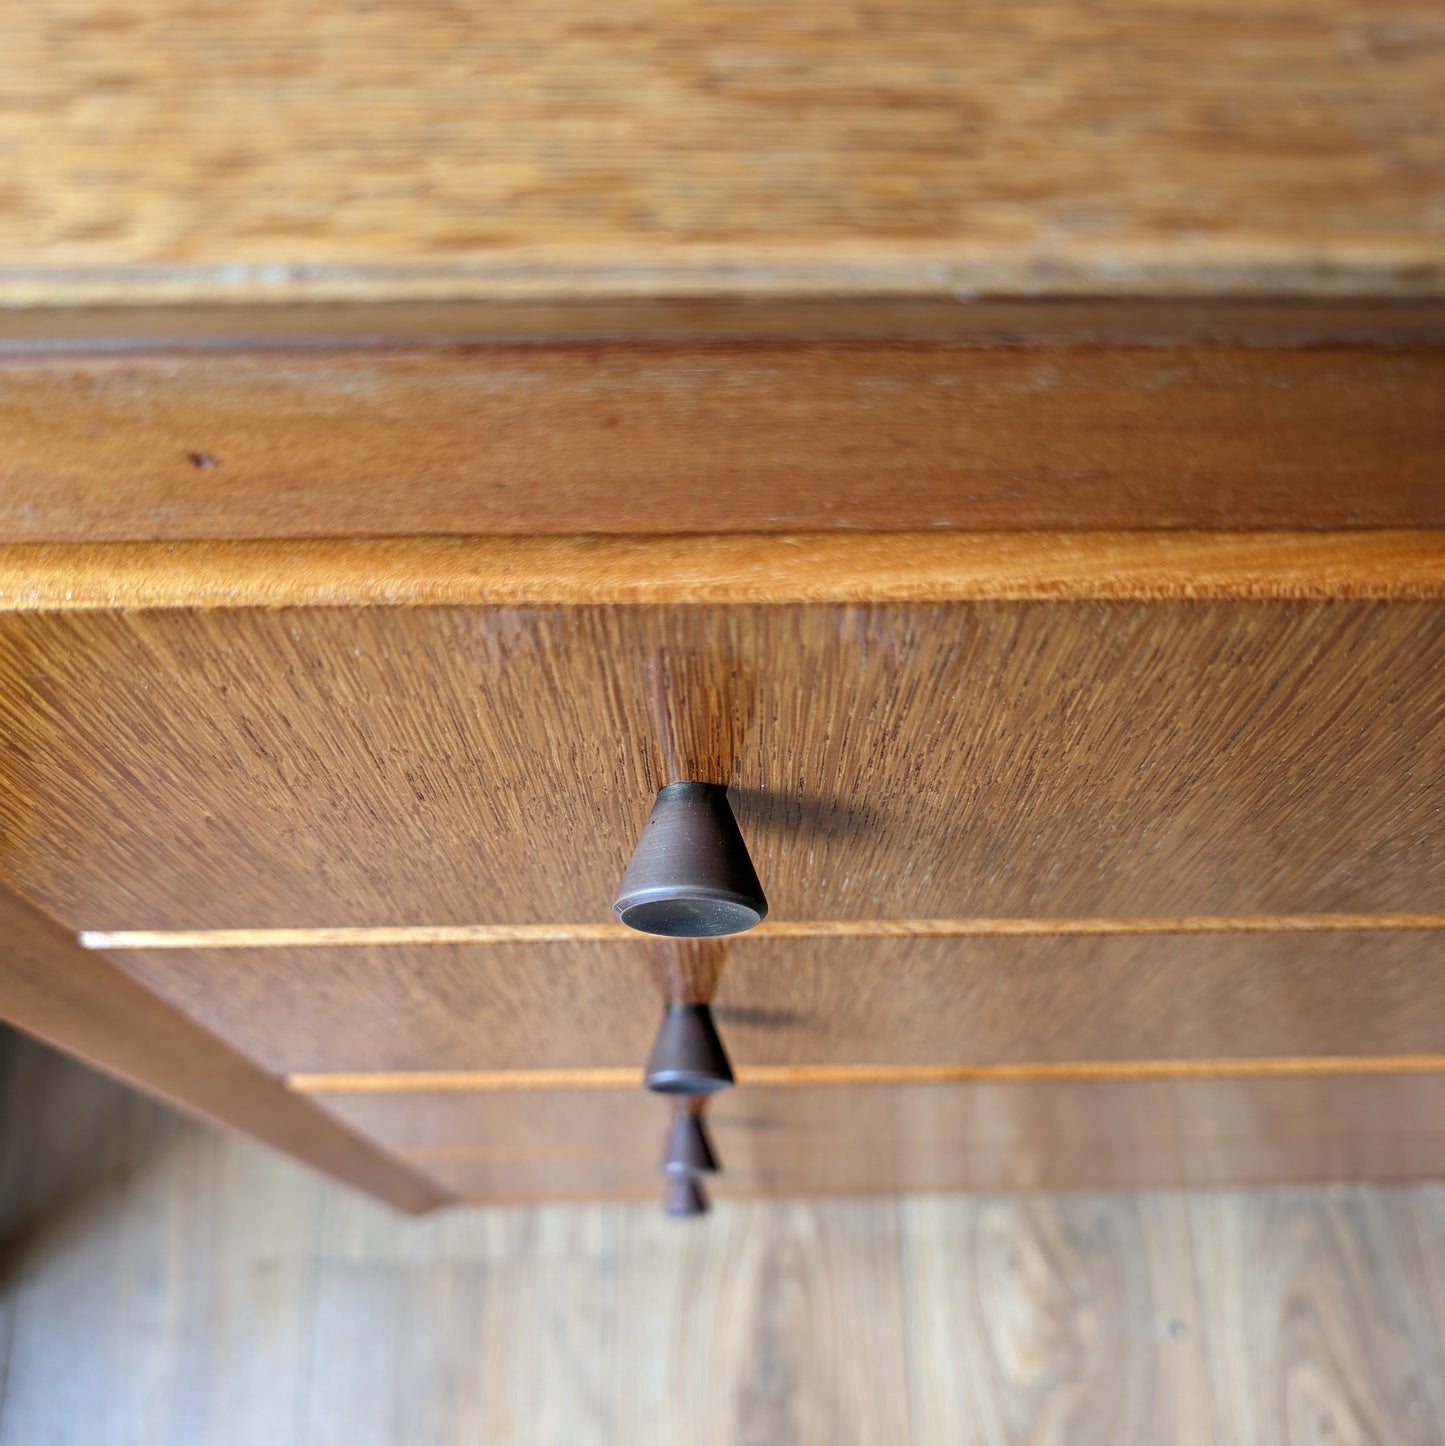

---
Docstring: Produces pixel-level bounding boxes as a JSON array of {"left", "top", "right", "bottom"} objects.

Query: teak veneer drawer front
[
  {"left": 315, "top": 1076, "right": 1445, "bottom": 1202},
  {"left": 0, "top": 599, "right": 1439, "bottom": 932},
  {"left": 108, "top": 932, "right": 1445, "bottom": 1077}
]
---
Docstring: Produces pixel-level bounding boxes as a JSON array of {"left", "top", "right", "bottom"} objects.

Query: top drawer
[{"left": 0, "top": 597, "right": 1439, "bottom": 931}]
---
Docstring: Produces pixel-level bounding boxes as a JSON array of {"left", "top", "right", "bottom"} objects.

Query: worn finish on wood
[
  {"left": 106, "top": 932, "right": 1445, "bottom": 1077},
  {"left": 3, "top": 0, "right": 1443, "bottom": 304},
  {"left": 316, "top": 1074, "right": 1445, "bottom": 1202},
  {"left": 3, "top": 348, "right": 1444, "bottom": 541},
  {"left": 0, "top": 883, "right": 445, "bottom": 1214},
  {"left": 0, "top": 601, "right": 1437, "bottom": 931}
]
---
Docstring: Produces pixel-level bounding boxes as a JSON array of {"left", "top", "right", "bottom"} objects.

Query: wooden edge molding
[
  {"left": 0, "top": 882, "right": 449, "bottom": 1213},
  {"left": 3, "top": 248, "right": 1444, "bottom": 310},
  {"left": 287, "top": 1056, "right": 1445, "bottom": 1095},
  {"left": 80, "top": 914, "right": 1445, "bottom": 951},
  {"left": 3, "top": 297, "right": 1443, "bottom": 351},
  {"left": 4, "top": 532, "right": 1444, "bottom": 612}
]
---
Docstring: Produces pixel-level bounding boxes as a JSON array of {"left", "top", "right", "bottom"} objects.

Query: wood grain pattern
[
  {"left": 0, "top": 600, "right": 1437, "bottom": 931},
  {"left": 1174, "top": 1073, "right": 1445, "bottom": 1187},
  {"left": 4, "top": 297, "right": 1445, "bottom": 351},
  {"left": 16, "top": 1033, "right": 1445, "bottom": 1445},
  {"left": 900, "top": 1193, "right": 1212, "bottom": 1445},
  {"left": 298, "top": 1190, "right": 922, "bottom": 1445},
  {"left": 611, "top": 1197, "right": 917, "bottom": 1446},
  {"left": 1189, "top": 1191, "right": 1445, "bottom": 1444},
  {"left": 0, "top": 882, "right": 445, "bottom": 1214},
  {"left": 106, "top": 932, "right": 1445, "bottom": 1077},
  {"left": 3, "top": 347, "right": 1443, "bottom": 541},
  {"left": 1408, "top": 1190, "right": 1445, "bottom": 1405},
  {"left": 2, "top": 0, "right": 1442, "bottom": 303},
  {"left": 323, "top": 1080, "right": 1184, "bottom": 1199},
  {"left": 313, "top": 1074, "right": 1445, "bottom": 1202},
  {"left": 2, "top": 535, "right": 1444, "bottom": 612}
]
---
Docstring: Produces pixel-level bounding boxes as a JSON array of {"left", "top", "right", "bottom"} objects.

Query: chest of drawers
[{"left": 2, "top": 0, "right": 1442, "bottom": 1212}]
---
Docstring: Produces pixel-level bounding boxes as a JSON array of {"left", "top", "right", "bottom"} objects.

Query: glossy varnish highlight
[{"left": 1, "top": 533, "right": 1443, "bottom": 611}]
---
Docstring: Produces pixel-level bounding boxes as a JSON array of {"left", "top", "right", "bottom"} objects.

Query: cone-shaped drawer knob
[
  {"left": 614, "top": 782, "right": 767, "bottom": 938},
  {"left": 661, "top": 1107, "right": 720, "bottom": 1177},
  {"left": 663, "top": 1175, "right": 710, "bottom": 1217},
  {"left": 643, "top": 1004, "right": 734, "bottom": 1095}
]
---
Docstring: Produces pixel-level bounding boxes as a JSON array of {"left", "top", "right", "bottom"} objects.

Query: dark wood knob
[
  {"left": 614, "top": 782, "right": 767, "bottom": 938},
  {"left": 643, "top": 1004, "right": 734, "bottom": 1095},
  {"left": 660, "top": 1103, "right": 720, "bottom": 1177},
  {"left": 663, "top": 1175, "right": 710, "bottom": 1217}
]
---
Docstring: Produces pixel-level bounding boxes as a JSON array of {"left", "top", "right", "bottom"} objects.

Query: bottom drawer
[{"left": 310, "top": 1073, "right": 1445, "bottom": 1204}]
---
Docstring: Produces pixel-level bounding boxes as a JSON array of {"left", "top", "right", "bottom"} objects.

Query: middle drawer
[{"left": 104, "top": 930, "right": 1442, "bottom": 1077}]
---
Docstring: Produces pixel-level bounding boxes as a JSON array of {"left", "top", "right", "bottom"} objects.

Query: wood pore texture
[
  {"left": 3, "top": 345, "right": 1443, "bottom": 539},
  {"left": 0, "top": 601, "right": 1437, "bottom": 931},
  {"left": 311, "top": 1073, "right": 1445, "bottom": 1203},
  {"left": 103, "top": 931, "right": 1445, "bottom": 1076},
  {"left": 2, "top": 0, "right": 1443, "bottom": 303},
  {"left": 12, "top": 1031, "right": 1445, "bottom": 1446}
]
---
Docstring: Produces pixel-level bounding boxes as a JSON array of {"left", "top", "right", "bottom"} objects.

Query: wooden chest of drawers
[
  {"left": 1, "top": 0, "right": 1442, "bottom": 1213},
  {"left": 1, "top": 527, "right": 1441, "bottom": 1211}
]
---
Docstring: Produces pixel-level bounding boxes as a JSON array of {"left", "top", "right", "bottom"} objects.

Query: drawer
[
  {"left": 108, "top": 930, "right": 1445, "bottom": 1077},
  {"left": 1, "top": 599, "right": 1439, "bottom": 932},
  {"left": 312, "top": 1074, "right": 1445, "bottom": 1203}
]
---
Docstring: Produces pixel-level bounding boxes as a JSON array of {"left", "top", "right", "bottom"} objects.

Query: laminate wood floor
[{"left": 3, "top": 1027, "right": 1444, "bottom": 1446}]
